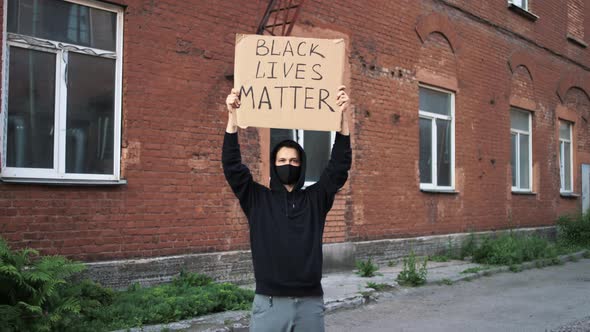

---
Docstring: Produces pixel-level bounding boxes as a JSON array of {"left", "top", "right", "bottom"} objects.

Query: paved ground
[
  {"left": 119, "top": 253, "right": 589, "bottom": 332},
  {"left": 325, "top": 259, "right": 590, "bottom": 332}
]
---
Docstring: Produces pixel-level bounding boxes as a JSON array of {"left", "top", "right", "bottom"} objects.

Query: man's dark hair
[{"left": 273, "top": 140, "right": 301, "bottom": 162}]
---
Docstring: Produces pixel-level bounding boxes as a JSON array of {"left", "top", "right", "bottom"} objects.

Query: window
[
  {"left": 566, "top": 0, "right": 587, "bottom": 48},
  {"left": 559, "top": 121, "right": 573, "bottom": 193},
  {"left": 510, "top": 109, "right": 532, "bottom": 191},
  {"left": 509, "top": 0, "right": 528, "bottom": 11},
  {"left": 3, "top": 0, "right": 123, "bottom": 182},
  {"left": 270, "top": 129, "right": 334, "bottom": 186},
  {"left": 419, "top": 86, "right": 455, "bottom": 190}
]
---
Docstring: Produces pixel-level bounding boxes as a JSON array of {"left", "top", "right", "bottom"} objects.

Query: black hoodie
[{"left": 222, "top": 132, "right": 352, "bottom": 297}]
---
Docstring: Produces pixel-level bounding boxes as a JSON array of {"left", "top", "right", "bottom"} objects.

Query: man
[{"left": 222, "top": 86, "right": 352, "bottom": 331}]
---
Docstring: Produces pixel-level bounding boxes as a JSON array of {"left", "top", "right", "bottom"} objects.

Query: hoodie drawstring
[{"left": 285, "top": 192, "right": 289, "bottom": 217}]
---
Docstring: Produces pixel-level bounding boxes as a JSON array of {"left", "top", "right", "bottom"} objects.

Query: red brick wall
[
  {"left": 568, "top": 0, "right": 585, "bottom": 40},
  {"left": 1, "top": 0, "right": 588, "bottom": 261}
]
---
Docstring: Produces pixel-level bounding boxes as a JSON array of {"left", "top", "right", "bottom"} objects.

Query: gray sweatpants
[{"left": 250, "top": 294, "right": 325, "bottom": 332}]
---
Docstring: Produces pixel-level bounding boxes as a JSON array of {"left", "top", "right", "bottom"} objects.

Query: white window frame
[
  {"left": 418, "top": 84, "right": 455, "bottom": 191},
  {"left": 559, "top": 121, "right": 574, "bottom": 193},
  {"left": 509, "top": 0, "right": 528, "bottom": 11},
  {"left": 510, "top": 109, "right": 533, "bottom": 192},
  {"left": 1, "top": 0, "right": 124, "bottom": 182},
  {"left": 278, "top": 129, "right": 335, "bottom": 187}
]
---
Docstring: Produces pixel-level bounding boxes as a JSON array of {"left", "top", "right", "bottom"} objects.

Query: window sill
[
  {"left": 420, "top": 188, "right": 459, "bottom": 194},
  {"left": 511, "top": 190, "right": 537, "bottom": 195},
  {"left": 560, "top": 192, "right": 580, "bottom": 198},
  {"left": 0, "top": 178, "right": 127, "bottom": 186},
  {"left": 507, "top": 4, "right": 538, "bottom": 21},
  {"left": 566, "top": 34, "right": 588, "bottom": 48}
]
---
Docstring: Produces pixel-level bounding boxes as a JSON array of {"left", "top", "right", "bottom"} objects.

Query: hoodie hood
[{"left": 270, "top": 139, "right": 306, "bottom": 192}]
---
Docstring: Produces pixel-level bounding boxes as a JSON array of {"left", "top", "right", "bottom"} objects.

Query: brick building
[{"left": 1, "top": 0, "right": 589, "bottom": 286}]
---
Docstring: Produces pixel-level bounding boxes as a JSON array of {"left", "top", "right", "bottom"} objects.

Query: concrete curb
[{"left": 115, "top": 250, "right": 588, "bottom": 332}]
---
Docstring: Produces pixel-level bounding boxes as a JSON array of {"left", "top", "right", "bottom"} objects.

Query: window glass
[
  {"left": 270, "top": 129, "right": 331, "bottom": 183},
  {"left": 519, "top": 134, "right": 530, "bottom": 189},
  {"left": 559, "top": 122, "right": 571, "bottom": 140},
  {"left": 270, "top": 129, "right": 294, "bottom": 153},
  {"left": 419, "top": 118, "right": 432, "bottom": 184},
  {"left": 510, "top": 110, "right": 529, "bottom": 132},
  {"left": 419, "top": 88, "right": 450, "bottom": 116},
  {"left": 436, "top": 119, "right": 451, "bottom": 186},
  {"left": 511, "top": 0, "right": 527, "bottom": 9},
  {"left": 7, "top": 47, "right": 55, "bottom": 168},
  {"left": 8, "top": 0, "right": 116, "bottom": 51},
  {"left": 303, "top": 131, "right": 331, "bottom": 182},
  {"left": 66, "top": 53, "right": 116, "bottom": 174},
  {"left": 564, "top": 142, "right": 572, "bottom": 191},
  {"left": 511, "top": 133, "right": 517, "bottom": 187}
]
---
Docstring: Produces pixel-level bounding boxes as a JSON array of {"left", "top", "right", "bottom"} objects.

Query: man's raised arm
[
  {"left": 222, "top": 90, "right": 256, "bottom": 216},
  {"left": 318, "top": 86, "right": 352, "bottom": 193}
]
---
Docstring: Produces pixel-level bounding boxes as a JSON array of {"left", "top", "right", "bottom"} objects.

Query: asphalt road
[{"left": 325, "top": 259, "right": 590, "bottom": 332}]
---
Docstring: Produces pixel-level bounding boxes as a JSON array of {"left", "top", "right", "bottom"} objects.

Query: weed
[
  {"left": 438, "top": 278, "right": 453, "bottom": 286},
  {"left": 556, "top": 213, "right": 590, "bottom": 247},
  {"left": 472, "top": 234, "right": 557, "bottom": 265},
  {"left": 429, "top": 255, "right": 450, "bottom": 262},
  {"left": 583, "top": 251, "right": 590, "bottom": 259},
  {"left": 366, "top": 282, "right": 392, "bottom": 291},
  {"left": 460, "top": 233, "right": 478, "bottom": 259},
  {"left": 461, "top": 266, "right": 484, "bottom": 274},
  {"left": 387, "top": 260, "right": 397, "bottom": 267},
  {"left": 359, "top": 291, "right": 373, "bottom": 298},
  {"left": 508, "top": 265, "right": 522, "bottom": 273},
  {"left": 569, "top": 255, "right": 580, "bottom": 262},
  {"left": 396, "top": 251, "right": 428, "bottom": 287},
  {"left": 356, "top": 259, "right": 379, "bottom": 278},
  {"left": 482, "top": 270, "right": 493, "bottom": 277}
]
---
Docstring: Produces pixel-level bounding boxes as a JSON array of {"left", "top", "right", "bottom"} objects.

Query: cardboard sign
[{"left": 234, "top": 34, "right": 345, "bottom": 131}]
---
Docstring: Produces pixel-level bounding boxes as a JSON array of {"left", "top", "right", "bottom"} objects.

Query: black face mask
[{"left": 276, "top": 164, "right": 301, "bottom": 185}]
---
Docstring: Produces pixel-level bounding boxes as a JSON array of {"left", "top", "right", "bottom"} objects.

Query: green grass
[
  {"left": 366, "top": 282, "right": 393, "bottom": 291},
  {"left": 461, "top": 266, "right": 486, "bottom": 274},
  {"left": 429, "top": 255, "right": 450, "bottom": 262},
  {"left": 56, "top": 271, "right": 254, "bottom": 331},
  {"left": 471, "top": 233, "right": 558, "bottom": 266},
  {"left": 438, "top": 278, "right": 453, "bottom": 286},
  {"left": 557, "top": 213, "right": 590, "bottom": 247},
  {"left": 0, "top": 237, "right": 254, "bottom": 332}
]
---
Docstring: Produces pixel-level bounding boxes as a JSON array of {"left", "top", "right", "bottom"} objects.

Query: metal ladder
[{"left": 256, "top": 0, "right": 306, "bottom": 36}]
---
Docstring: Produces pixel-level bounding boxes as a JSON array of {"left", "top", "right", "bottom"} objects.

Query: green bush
[
  {"left": 355, "top": 259, "right": 379, "bottom": 278},
  {"left": 429, "top": 255, "right": 450, "bottom": 262},
  {"left": 471, "top": 234, "right": 557, "bottom": 265},
  {"left": 0, "top": 238, "right": 254, "bottom": 332},
  {"left": 0, "top": 238, "right": 85, "bottom": 332},
  {"left": 557, "top": 213, "right": 590, "bottom": 247},
  {"left": 396, "top": 251, "right": 428, "bottom": 287},
  {"left": 64, "top": 273, "right": 254, "bottom": 331},
  {"left": 460, "top": 233, "right": 478, "bottom": 259}
]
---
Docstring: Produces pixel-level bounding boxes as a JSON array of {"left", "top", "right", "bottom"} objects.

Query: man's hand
[
  {"left": 225, "top": 89, "right": 240, "bottom": 133},
  {"left": 336, "top": 85, "right": 350, "bottom": 136}
]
